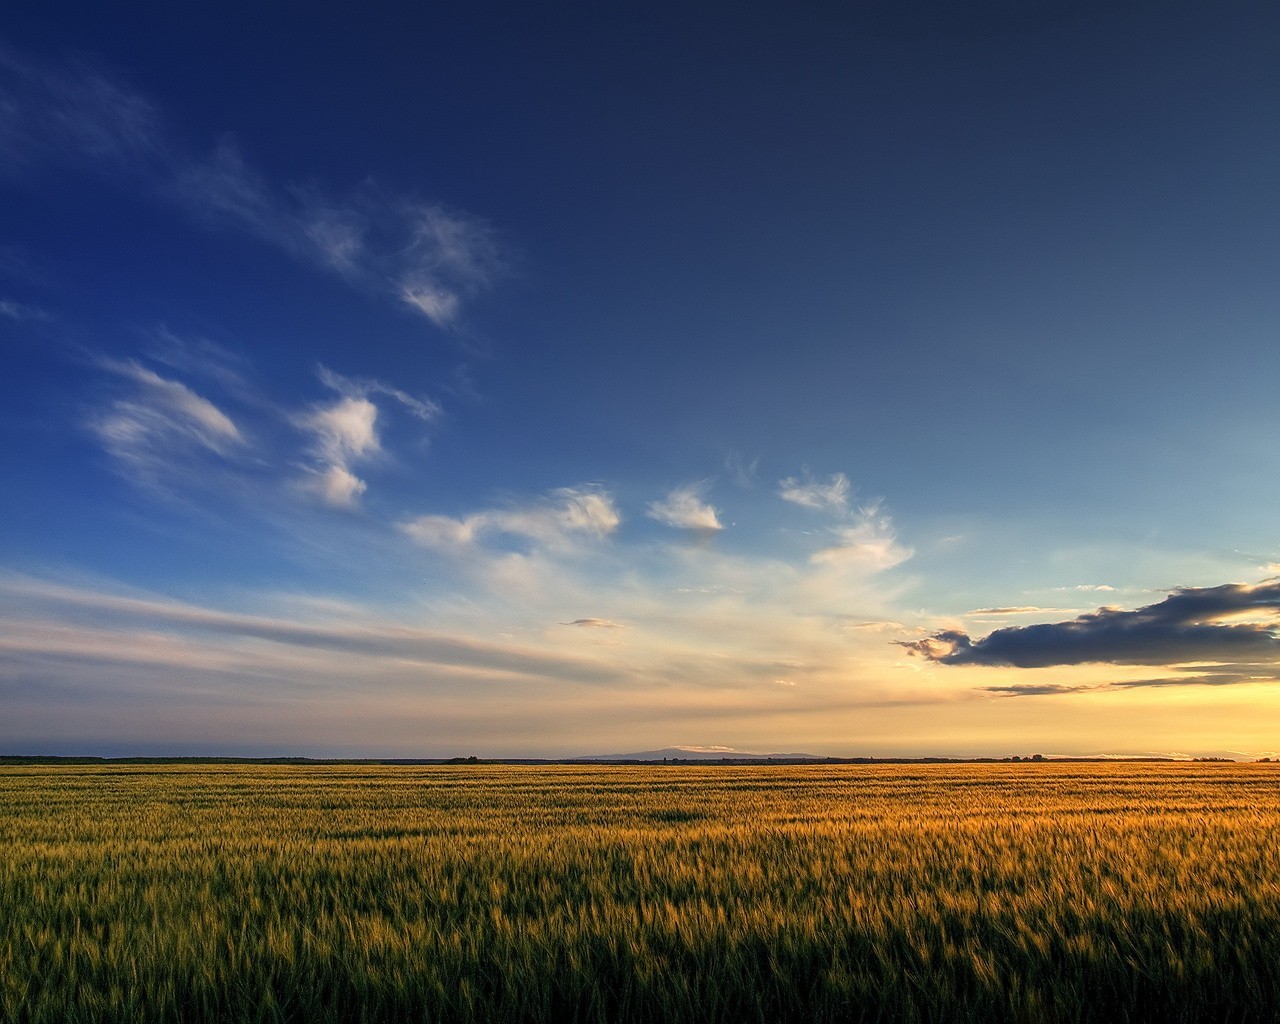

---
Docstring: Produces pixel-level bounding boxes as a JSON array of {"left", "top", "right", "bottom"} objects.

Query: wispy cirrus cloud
[
  {"left": 773, "top": 468, "right": 910, "bottom": 576},
  {"left": 902, "top": 580, "right": 1280, "bottom": 668},
  {"left": 91, "top": 359, "right": 245, "bottom": 485},
  {"left": 403, "top": 486, "right": 620, "bottom": 554},
  {"left": 647, "top": 482, "right": 724, "bottom": 532},
  {"left": 146, "top": 328, "right": 253, "bottom": 393},
  {"left": 317, "top": 365, "right": 440, "bottom": 423},
  {"left": 0, "top": 44, "right": 503, "bottom": 330},
  {"left": 810, "top": 500, "right": 911, "bottom": 573},
  {"left": 0, "top": 297, "right": 51, "bottom": 322},
  {"left": 778, "top": 471, "right": 850, "bottom": 512},
  {"left": 0, "top": 45, "right": 165, "bottom": 178}
]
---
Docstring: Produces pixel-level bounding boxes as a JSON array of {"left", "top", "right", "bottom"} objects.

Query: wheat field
[{"left": 2, "top": 761, "right": 1278, "bottom": 1023}]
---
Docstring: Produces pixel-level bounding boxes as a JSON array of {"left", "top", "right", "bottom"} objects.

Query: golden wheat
[{"left": 1, "top": 762, "right": 1278, "bottom": 1022}]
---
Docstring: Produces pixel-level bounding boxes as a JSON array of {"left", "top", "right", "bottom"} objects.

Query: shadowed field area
[{"left": 2, "top": 762, "right": 1278, "bottom": 1022}]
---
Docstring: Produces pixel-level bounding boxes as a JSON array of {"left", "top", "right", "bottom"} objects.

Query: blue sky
[{"left": 3, "top": 1, "right": 1279, "bottom": 758}]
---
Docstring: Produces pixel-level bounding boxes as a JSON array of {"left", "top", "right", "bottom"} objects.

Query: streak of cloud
[
  {"left": 981, "top": 672, "right": 1268, "bottom": 697},
  {"left": 0, "top": 44, "right": 502, "bottom": 330},
  {"left": 0, "top": 575, "right": 624, "bottom": 686}
]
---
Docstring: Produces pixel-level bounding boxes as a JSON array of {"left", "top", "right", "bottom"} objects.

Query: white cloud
[
  {"left": 399, "top": 278, "right": 462, "bottom": 328},
  {"left": 647, "top": 483, "right": 724, "bottom": 532},
  {"left": 779, "top": 471, "right": 850, "bottom": 512},
  {"left": 401, "top": 514, "right": 482, "bottom": 551},
  {"left": 314, "top": 465, "right": 367, "bottom": 508},
  {"left": 811, "top": 501, "right": 912, "bottom": 573},
  {"left": 402, "top": 486, "right": 620, "bottom": 554},
  {"left": 296, "top": 396, "right": 379, "bottom": 507},
  {"left": 92, "top": 360, "right": 244, "bottom": 482},
  {"left": 301, "top": 396, "right": 379, "bottom": 463}
]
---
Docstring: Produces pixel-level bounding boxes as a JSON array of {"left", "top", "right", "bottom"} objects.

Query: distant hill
[{"left": 574, "top": 746, "right": 825, "bottom": 762}]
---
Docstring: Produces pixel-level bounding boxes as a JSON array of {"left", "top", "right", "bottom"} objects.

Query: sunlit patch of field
[{"left": 2, "top": 762, "right": 1278, "bottom": 1023}]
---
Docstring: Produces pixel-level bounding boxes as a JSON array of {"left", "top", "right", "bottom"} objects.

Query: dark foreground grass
[{"left": 2, "top": 762, "right": 1279, "bottom": 1023}]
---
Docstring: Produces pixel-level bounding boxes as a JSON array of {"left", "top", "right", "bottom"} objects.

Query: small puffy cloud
[
  {"left": 296, "top": 395, "right": 379, "bottom": 507},
  {"left": 400, "top": 514, "right": 480, "bottom": 550},
  {"left": 901, "top": 580, "right": 1280, "bottom": 668},
  {"left": 402, "top": 486, "right": 620, "bottom": 554},
  {"left": 315, "top": 465, "right": 367, "bottom": 508},
  {"left": 647, "top": 483, "right": 724, "bottom": 532},
  {"left": 779, "top": 471, "right": 850, "bottom": 512},
  {"left": 811, "top": 501, "right": 911, "bottom": 572},
  {"left": 544, "top": 488, "right": 620, "bottom": 539},
  {"left": 301, "top": 396, "right": 379, "bottom": 464}
]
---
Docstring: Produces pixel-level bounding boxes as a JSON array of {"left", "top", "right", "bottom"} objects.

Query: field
[{"left": 2, "top": 762, "right": 1279, "bottom": 1023}]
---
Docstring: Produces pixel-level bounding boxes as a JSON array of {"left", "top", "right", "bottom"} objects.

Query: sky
[{"left": 2, "top": 1, "right": 1279, "bottom": 759}]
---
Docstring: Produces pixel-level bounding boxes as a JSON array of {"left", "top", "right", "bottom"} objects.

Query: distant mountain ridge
[{"left": 574, "top": 746, "right": 825, "bottom": 762}]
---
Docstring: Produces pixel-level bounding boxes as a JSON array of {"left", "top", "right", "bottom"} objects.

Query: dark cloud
[
  {"left": 980, "top": 672, "right": 1264, "bottom": 697},
  {"left": 980, "top": 683, "right": 1093, "bottom": 697},
  {"left": 901, "top": 580, "right": 1280, "bottom": 668},
  {"left": 1109, "top": 673, "right": 1260, "bottom": 690}
]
